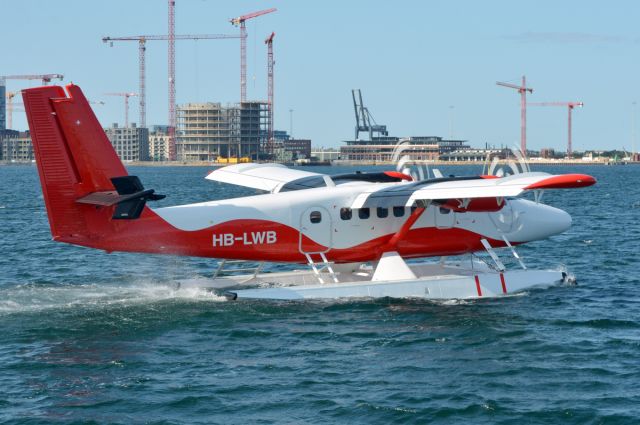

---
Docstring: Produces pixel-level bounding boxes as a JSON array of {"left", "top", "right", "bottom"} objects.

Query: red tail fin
[{"left": 22, "top": 84, "right": 128, "bottom": 242}]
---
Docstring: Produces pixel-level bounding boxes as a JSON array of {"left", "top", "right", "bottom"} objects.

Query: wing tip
[{"left": 524, "top": 174, "right": 596, "bottom": 190}]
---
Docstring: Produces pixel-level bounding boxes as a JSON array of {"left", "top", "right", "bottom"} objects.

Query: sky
[{"left": 3, "top": 0, "right": 640, "bottom": 152}]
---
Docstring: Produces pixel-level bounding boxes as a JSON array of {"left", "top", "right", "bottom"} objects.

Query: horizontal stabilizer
[{"left": 76, "top": 176, "right": 165, "bottom": 219}]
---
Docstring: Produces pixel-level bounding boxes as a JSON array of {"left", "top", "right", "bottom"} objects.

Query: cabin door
[{"left": 299, "top": 206, "right": 333, "bottom": 254}]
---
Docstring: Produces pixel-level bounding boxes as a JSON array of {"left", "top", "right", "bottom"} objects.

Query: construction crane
[
  {"left": 105, "top": 92, "right": 138, "bottom": 128},
  {"left": 265, "top": 32, "right": 275, "bottom": 156},
  {"left": 352, "top": 89, "right": 388, "bottom": 140},
  {"left": 497, "top": 76, "right": 533, "bottom": 154},
  {"left": 1, "top": 74, "right": 63, "bottom": 130},
  {"left": 529, "top": 101, "right": 584, "bottom": 158},
  {"left": 230, "top": 8, "right": 277, "bottom": 102},
  {"left": 0, "top": 74, "right": 64, "bottom": 86},
  {"left": 6, "top": 95, "right": 102, "bottom": 131},
  {"left": 102, "top": 33, "right": 240, "bottom": 131},
  {"left": 5, "top": 92, "right": 18, "bottom": 130},
  {"left": 168, "top": 0, "right": 175, "bottom": 160}
]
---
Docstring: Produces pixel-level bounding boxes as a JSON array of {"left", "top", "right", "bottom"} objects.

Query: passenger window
[
  {"left": 439, "top": 207, "right": 450, "bottom": 215},
  {"left": 310, "top": 211, "right": 322, "bottom": 223},
  {"left": 377, "top": 207, "right": 388, "bottom": 218},
  {"left": 393, "top": 206, "right": 405, "bottom": 217},
  {"left": 340, "top": 207, "right": 352, "bottom": 220},
  {"left": 358, "top": 208, "right": 370, "bottom": 219}
]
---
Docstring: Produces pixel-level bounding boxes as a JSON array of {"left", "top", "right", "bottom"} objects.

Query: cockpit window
[{"left": 393, "top": 206, "right": 405, "bottom": 217}]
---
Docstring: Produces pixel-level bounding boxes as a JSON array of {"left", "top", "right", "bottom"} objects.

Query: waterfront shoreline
[{"left": 2, "top": 159, "right": 638, "bottom": 167}]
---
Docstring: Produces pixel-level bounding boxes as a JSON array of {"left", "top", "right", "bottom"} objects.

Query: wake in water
[{"left": 0, "top": 279, "right": 226, "bottom": 315}]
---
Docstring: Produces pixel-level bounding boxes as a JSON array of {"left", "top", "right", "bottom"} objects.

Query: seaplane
[{"left": 22, "top": 84, "right": 596, "bottom": 301}]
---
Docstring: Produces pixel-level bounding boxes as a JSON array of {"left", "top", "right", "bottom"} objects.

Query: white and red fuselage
[{"left": 148, "top": 184, "right": 571, "bottom": 263}]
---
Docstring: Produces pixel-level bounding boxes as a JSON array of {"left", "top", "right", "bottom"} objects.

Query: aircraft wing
[
  {"left": 351, "top": 172, "right": 596, "bottom": 209},
  {"left": 206, "top": 163, "right": 327, "bottom": 193}
]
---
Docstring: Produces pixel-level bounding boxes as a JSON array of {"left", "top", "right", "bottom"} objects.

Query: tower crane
[
  {"left": 230, "top": 8, "right": 277, "bottom": 102},
  {"left": 102, "top": 33, "right": 241, "bottom": 131},
  {"left": 265, "top": 32, "right": 275, "bottom": 156},
  {"left": 105, "top": 92, "right": 138, "bottom": 128},
  {"left": 5, "top": 92, "right": 18, "bottom": 130},
  {"left": 5, "top": 94, "right": 102, "bottom": 131},
  {"left": 497, "top": 76, "right": 533, "bottom": 154},
  {"left": 168, "top": 0, "right": 175, "bottom": 160},
  {"left": 529, "top": 101, "right": 584, "bottom": 158},
  {"left": 0, "top": 74, "right": 64, "bottom": 86},
  {"left": 1, "top": 74, "right": 63, "bottom": 130}
]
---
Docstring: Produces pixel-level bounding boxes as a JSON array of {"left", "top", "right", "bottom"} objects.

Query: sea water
[{"left": 0, "top": 164, "right": 639, "bottom": 424}]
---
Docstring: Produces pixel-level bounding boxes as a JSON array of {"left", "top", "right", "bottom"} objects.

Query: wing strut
[{"left": 379, "top": 201, "right": 428, "bottom": 254}]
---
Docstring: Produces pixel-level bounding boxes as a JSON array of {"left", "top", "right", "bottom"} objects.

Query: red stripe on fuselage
[
  {"left": 500, "top": 273, "right": 507, "bottom": 294},
  {"left": 61, "top": 208, "right": 509, "bottom": 264}
]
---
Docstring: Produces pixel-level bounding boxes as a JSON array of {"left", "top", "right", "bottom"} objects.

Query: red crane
[
  {"left": 105, "top": 92, "right": 138, "bottom": 128},
  {"left": 497, "top": 76, "right": 533, "bottom": 154},
  {"left": 529, "top": 101, "right": 584, "bottom": 158},
  {"left": 102, "top": 33, "right": 240, "bottom": 131},
  {"left": 230, "top": 8, "right": 277, "bottom": 102},
  {"left": 265, "top": 32, "right": 275, "bottom": 156}
]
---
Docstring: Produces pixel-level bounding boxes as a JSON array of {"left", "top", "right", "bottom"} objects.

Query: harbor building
[
  {"left": 1, "top": 130, "right": 33, "bottom": 162},
  {"left": 340, "top": 136, "right": 468, "bottom": 162},
  {"left": 176, "top": 101, "right": 268, "bottom": 162},
  {"left": 148, "top": 126, "right": 170, "bottom": 161},
  {"left": 311, "top": 148, "right": 340, "bottom": 162},
  {"left": 104, "top": 123, "right": 149, "bottom": 162},
  {"left": 271, "top": 138, "right": 313, "bottom": 162},
  {"left": 284, "top": 139, "right": 312, "bottom": 159},
  {"left": 439, "top": 147, "right": 508, "bottom": 162}
]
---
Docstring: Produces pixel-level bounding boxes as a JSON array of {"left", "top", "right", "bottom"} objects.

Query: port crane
[
  {"left": 230, "top": 8, "right": 277, "bottom": 102},
  {"left": 104, "top": 92, "right": 138, "bottom": 128},
  {"left": 530, "top": 101, "right": 583, "bottom": 158},
  {"left": 497, "top": 76, "right": 533, "bottom": 154},
  {"left": 352, "top": 89, "right": 388, "bottom": 140}
]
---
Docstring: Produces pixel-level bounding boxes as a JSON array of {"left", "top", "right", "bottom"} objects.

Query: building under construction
[{"left": 176, "top": 101, "right": 268, "bottom": 162}]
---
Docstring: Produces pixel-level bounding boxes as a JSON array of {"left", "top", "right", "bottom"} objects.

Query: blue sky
[{"left": 3, "top": 0, "right": 640, "bottom": 152}]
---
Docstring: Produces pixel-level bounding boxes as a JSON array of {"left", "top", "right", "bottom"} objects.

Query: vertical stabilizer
[{"left": 22, "top": 84, "right": 128, "bottom": 242}]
